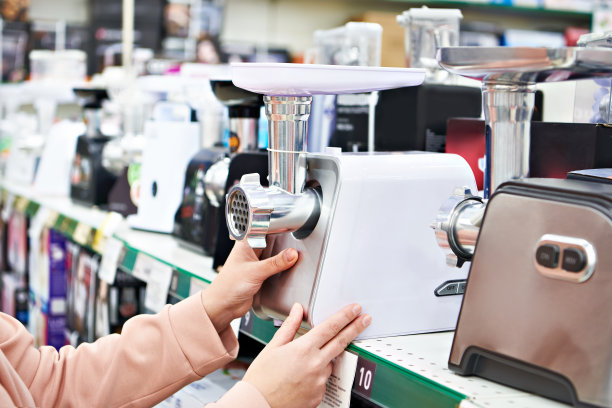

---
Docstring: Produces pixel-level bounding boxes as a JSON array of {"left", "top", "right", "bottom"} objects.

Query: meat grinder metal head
[
  {"left": 433, "top": 46, "right": 612, "bottom": 267},
  {"left": 226, "top": 63, "right": 428, "bottom": 247},
  {"left": 225, "top": 63, "right": 482, "bottom": 339}
]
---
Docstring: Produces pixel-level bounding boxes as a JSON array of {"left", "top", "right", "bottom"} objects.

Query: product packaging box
[
  {"left": 7, "top": 211, "right": 28, "bottom": 276},
  {"left": 1, "top": 272, "right": 28, "bottom": 324},
  {"left": 95, "top": 270, "right": 146, "bottom": 338},
  {"left": 446, "top": 118, "right": 612, "bottom": 190},
  {"left": 352, "top": 11, "right": 405, "bottom": 68},
  {"left": 71, "top": 250, "right": 98, "bottom": 344},
  {"left": 27, "top": 228, "right": 68, "bottom": 350}
]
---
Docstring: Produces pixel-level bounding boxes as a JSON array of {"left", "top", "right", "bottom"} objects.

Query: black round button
[
  {"left": 536, "top": 244, "right": 559, "bottom": 268},
  {"left": 562, "top": 248, "right": 586, "bottom": 273}
]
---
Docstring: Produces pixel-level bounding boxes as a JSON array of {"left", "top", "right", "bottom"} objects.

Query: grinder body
[
  {"left": 450, "top": 178, "right": 612, "bottom": 408},
  {"left": 253, "top": 150, "right": 476, "bottom": 339}
]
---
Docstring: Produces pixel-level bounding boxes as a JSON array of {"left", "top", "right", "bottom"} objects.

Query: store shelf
[
  {"left": 385, "top": 0, "right": 592, "bottom": 19},
  {"left": 239, "top": 309, "right": 567, "bottom": 408},
  {"left": 0, "top": 180, "right": 215, "bottom": 300},
  {"left": 114, "top": 228, "right": 217, "bottom": 289},
  {"left": 0, "top": 180, "right": 569, "bottom": 408}
]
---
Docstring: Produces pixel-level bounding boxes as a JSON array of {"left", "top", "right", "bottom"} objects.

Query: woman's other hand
[{"left": 243, "top": 303, "right": 371, "bottom": 408}]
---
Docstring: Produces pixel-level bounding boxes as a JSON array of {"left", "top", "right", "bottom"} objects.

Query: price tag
[
  {"left": 132, "top": 253, "right": 153, "bottom": 282},
  {"left": 318, "top": 351, "right": 359, "bottom": 408},
  {"left": 239, "top": 310, "right": 254, "bottom": 334},
  {"left": 2, "top": 193, "right": 15, "bottom": 221},
  {"left": 14, "top": 197, "right": 27, "bottom": 213},
  {"left": 44, "top": 210, "right": 59, "bottom": 229},
  {"left": 189, "top": 277, "right": 209, "bottom": 296},
  {"left": 98, "top": 237, "right": 124, "bottom": 284},
  {"left": 27, "top": 207, "right": 50, "bottom": 241},
  {"left": 73, "top": 222, "right": 92, "bottom": 246},
  {"left": 352, "top": 355, "right": 377, "bottom": 399},
  {"left": 92, "top": 212, "right": 123, "bottom": 252},
  {"left": 230, "top": 318, "right": 241, "bottom": 339},
  {"left": 133, "top": 254, "right": 173, "bottom": 312}
]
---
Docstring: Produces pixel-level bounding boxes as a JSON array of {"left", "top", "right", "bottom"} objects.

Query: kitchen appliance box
[{"left": 446, "top": 118, "right": 612, "bottom": 190}]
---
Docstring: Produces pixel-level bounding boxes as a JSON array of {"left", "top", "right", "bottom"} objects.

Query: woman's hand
[
  {"left": 243, "top": 303, "right": 371, "bottom": 408},
  {"left": 201, "top": 241, "right": 298, "bottom": 332}
]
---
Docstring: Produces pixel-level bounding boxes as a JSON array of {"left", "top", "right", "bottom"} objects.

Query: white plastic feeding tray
[{"left": 230, "top": 63, "right": 426, "bottom": 96}]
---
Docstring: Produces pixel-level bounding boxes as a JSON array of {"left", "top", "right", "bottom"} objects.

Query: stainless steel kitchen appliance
[
  {"left": 70, "top": 88, "right": 117, "bottom": 206},
  {"left": 432, "top": 46, "right": 612, "bottom": 267},
  {"left": 225, "top": 63, "right": 478, "bottom": 338},
  {"left": 449, "top": 177, "right": 612, "bottom": 408},
  {"left": 428, "top": 46, "right": 612, "bottom": 407},
  {"left": 173, "top": 78, "right": 268, "bottom": 267}
]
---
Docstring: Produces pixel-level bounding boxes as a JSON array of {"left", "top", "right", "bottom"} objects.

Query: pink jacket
[{"left": 0, "top": 293, "right": 271, "bottom": 407}]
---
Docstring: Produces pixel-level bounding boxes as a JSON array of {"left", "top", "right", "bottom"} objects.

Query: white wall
[
  {"left": 220, "top": 0, "right": 406, "bottom": 54},
  {"left": 29, "top": 0, "right": 89, "bottom": 23},
  {"left": 27, "top": 0, "right": 406, "bottom": 54},
  {"left": 27, "top": 0, "right": 583, "bottom": 56}
]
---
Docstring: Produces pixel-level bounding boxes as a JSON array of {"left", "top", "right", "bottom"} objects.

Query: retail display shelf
[
  {"left": 386, "top": 0, "right": 592, "bottom": 20},
  {"left": 0, "top": 180, "right": 216, "bottom": 299},
  {"left": 0, "top": 180, "right": 567, "bottom": 408},
  {"left": 243, "top": 313, "right": 567, "bottom": 408}
]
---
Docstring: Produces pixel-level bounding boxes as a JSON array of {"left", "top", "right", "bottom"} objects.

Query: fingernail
[
  {"left": 362, "top": 315, "right": 372, "bottom": 327},
  {"left": 352, "top": 304, "right": 362, "bottom": 315},
  {"left": 290, "top": 302, "right": 301, "bottom": 316},
  {"left": 284, "top": 248, "right": 298, "bottom": 262}
]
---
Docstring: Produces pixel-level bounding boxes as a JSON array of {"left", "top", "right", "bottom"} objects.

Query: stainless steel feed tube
[
  {"left": 483, "top": 82, "right": 535, "bottom": 198},
  {"left": 265, "top": 96, "right": 311, "bottom": 194},
  {"left": 225, "top": 95, "right": 320, "bottom": 248}
]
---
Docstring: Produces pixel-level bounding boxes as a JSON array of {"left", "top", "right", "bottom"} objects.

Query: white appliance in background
[
  {"left": 3, "top": 117, "right": 39, "bottom": 184},
  {"left": 4, "top": 81, "right": 78, "bottom": 185},
  {"left": 127, "top": 117, "right": 200, "bottom": 233},
  {"left": 33, "top": 120, "right": 84, "bottom": 196},
  {"left": 127, "top": 69, "right": 227, "bottom": 234}
]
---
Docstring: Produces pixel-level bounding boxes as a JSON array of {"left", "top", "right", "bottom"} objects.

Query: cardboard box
[
  {"left": 1, "top": 272, "right": 28, "bottom": 324},
  {"left": 351, "top": 11, "right": 406, "bottom": 68},
  {"left": 446, "top": 118, "right": 612, "bottom": 191}
]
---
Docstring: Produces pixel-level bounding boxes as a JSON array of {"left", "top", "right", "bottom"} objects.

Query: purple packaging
[
  {"left": 45, "top": 229, "right": 68, "bottom": 350},
  {"left": 48, "top": 230, "right": 67, "bottom": 300}
]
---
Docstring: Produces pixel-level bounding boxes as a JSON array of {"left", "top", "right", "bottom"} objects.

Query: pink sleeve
[
  {"left": 206, "top": 381, "right": 270, "bottom": 408},
  {"left": 0, "top": 293, "right": 238, "bottom": 408}
]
